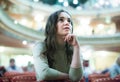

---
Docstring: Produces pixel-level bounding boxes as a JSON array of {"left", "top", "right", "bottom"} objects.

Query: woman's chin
[{"left": 65, "top": 31, "right": 71, "bottom": 35}]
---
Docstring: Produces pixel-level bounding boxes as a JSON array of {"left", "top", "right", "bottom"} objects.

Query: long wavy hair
[{"left": 43, "top": 10, "right": 73, "bottom": 68}]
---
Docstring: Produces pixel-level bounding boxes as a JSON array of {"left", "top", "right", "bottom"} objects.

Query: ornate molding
[
  {"left": 0, "top": 7, "right": 45, "bottom": 41},
  {"left": 10, "top": 0, "right": 120, "bottom": 17},
  {"left": 0, "top": 6, "right": 120, "bottom": 46}
]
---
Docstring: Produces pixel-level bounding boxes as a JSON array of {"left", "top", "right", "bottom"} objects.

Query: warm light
[
  {"left": 14, "top": 20, "right": 18, "bottom": 24},
  {"left": 97, "top": 24, "right": 104, "bottom": 29},
  {"left": 81, "top": 46, "right": 94, "bottom": 60},
  {"left": 73, "top": 0, "right": 78, "bottom": 4},
  {"left": 15, "top": 55, "right": 33, "bottom": 67},
  {"left": 105, "top": 1, "right": 110, "bottom": 6},
  {"left": 63, "top": 0, "right": 69, "bottom": 7},
  {"left": 22, "top": 40, "right": 27, "bottom": 45},
  {"left": 105, "top": 16, "right": 111, "bottom": 24},
  {"left": 76, "top": 6, "right": 82, "bottom": 10},
  {"left": 96, "top": 51, "right": 110, "bottom": 57},
  {"left": 110, "top": 0, "right": 120, "bottom": 7},
  {"left": 34, "top": 14, "right": 44, "bottom": 22},
  {"left": 80, "top": 18, "right": 91, "bottom": 25},
  {"left": 98, "top": 0, "right": 105, "bottom": 5},
  {"left": 58, "top": 0, "right": 64, "bottom": 3},
  {"left": 19, "top": 18, "right": 28, "bottom": 26},
  {"left": 0, "top": 47, "right": 5, "bottom": 52},
  {"left": 33, "top": 0, "right": 39, "bottom": 2}
]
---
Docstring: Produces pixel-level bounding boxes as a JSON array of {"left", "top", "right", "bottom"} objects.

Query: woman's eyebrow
[
  {"left": 59, "top": 16, "right": 70, "bottom": 19},
  {"left": 58, "top": 16, "right": 65, "bottom": 18}
]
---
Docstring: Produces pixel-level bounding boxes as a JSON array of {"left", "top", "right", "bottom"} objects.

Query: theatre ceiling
[{"left": 0, "top": 0, "right": 120, "bottom": 52}]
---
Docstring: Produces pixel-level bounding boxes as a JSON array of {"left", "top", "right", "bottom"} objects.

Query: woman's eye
[
  {"left": 68, "top": 19, "right": 71, "bottom": 23},
  {"left": 58, "top": 18, "right": 71, "bottom": 23},
  {"left": 59, "top": 18, "right": 64, "bottom": 22}
]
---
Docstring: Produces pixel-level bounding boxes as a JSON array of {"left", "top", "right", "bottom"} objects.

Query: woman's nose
[{"left": 64, "top": 20, "right": 69, "bottom": 25}]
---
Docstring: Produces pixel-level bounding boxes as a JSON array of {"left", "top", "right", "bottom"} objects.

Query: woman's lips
[{"left": 64, "top": 27, "right": 70, "bottom": 30}]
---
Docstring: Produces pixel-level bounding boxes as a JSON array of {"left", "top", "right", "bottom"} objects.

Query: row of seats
[
  {"left": 89, "top": 73, "right": 109, "bottom": 82},
  {"left": 88, "top": 73, "right": 120, "bottom": 82},
  {"left": 0, "top": 71, "right": 85, "bottom": 82},
  {"left": 2, "top": 71, "right": 120, "bottom": 82},
  {"left": 93, "top": 77, "right": 120, "bottom": 82},
  {"left": 0, "top": 71, "right": 36, "bottom": 82}
]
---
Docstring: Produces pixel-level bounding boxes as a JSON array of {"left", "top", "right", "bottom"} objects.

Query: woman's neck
[{"left": 56, "top": 35, "right": 65, "bottom": 45}]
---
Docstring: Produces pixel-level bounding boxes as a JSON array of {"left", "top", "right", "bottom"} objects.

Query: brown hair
[{"left": 43, "top": 10, "right": 73, "bottom": 67}]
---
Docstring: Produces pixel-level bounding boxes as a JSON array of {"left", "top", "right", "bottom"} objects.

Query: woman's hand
[{"left": 64, "top": 34, "right": 79, "bottom": 47}]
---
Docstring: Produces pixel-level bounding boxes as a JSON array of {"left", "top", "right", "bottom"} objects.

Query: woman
[{"left": 32, "top": 10, "right": 83, "bottom": 82}]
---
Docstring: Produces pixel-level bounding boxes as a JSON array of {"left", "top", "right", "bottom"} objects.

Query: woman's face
[{"left": 56, "top": 12, "right": 72, "bottom": 36}]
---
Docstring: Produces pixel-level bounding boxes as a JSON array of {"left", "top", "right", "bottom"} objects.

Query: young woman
[{"left": 32, "top": 10, "right": 83, "bottom": 82}]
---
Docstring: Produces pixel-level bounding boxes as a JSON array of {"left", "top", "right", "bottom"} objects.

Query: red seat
[
  {"left": 93, "top": 77, "right": 120, "bottom": 82},
  {"left": 22, "top": 72, "right": 35, "bottom": 76},
  {"left": 89, "top": 74, "right": 109, "bottom": 82},
  {"left": 3, "top": 71, "right": 23, "bottom": 82},
  {"left": 11, "top": 75, "right": 36, "bottom": 82},
  {"left": 0, "top": 77, "right": 9, "bottom": 82},
  {"left": 39, "top": 78, "right": 84, "bottom": 82},
  {"left": 3, "top": 72, "right": 22, "bottom": 77},
  {"left": 39, "top": 79, "right": 71, "bottom": 82}
]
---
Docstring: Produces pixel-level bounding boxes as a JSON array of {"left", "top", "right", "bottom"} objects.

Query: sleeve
[
  {"left": 69, "top": 67, "right": 83, "bottom": 81},
  {"left": 32, "top": 42, "right": 61, "bottom": 81},
  {"left": 69, "top": 47, "right": 83, "bottom": 81}
]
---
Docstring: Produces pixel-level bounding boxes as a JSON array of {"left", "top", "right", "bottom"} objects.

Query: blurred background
[{"left": 0, "top": 0, "right": 120, "bottom": 72}]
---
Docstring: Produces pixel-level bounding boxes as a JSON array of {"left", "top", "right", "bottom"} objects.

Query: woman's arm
[
  {"left": 32, "top": 42, "right": 69, "bottom": 81},
  {"left": 65, "top": 34, "right": 83, "bottom": 81},
  {"left": 69, "top": 45, "right": 83, "bottom": 81},
  {"left": 71, "top": 45, "right": 81, "bottom": 68}
]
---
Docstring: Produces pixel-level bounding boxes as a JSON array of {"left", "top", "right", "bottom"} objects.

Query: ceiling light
[
  {"left": 63, "top": 0, "right": 69, "bottom": 7},
  {"left": 73, "top": 0, "right": 78, "bottom": 5},
  {"left": 33, "top": 0, "right": 39, "bottom": 2},
  {"left": 22, "top": 40, "right": 27, "bottom": 45},
  {"left": 58, "top": 0, "right": 63, "bottom": 3}
]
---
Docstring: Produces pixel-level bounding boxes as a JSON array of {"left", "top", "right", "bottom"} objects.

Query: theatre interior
[{"left": 0, "top": 0, "right": 120, "bottom": 82}]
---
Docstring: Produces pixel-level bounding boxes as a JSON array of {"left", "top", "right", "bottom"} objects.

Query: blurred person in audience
[
  {"left": 83, "top": 60, "right": 94, "bottom": 82},
  {"left": 0, "top": 66, "right": 6, "bottom": 77},
  {"left": 32, "top": 9, "right": 83, "bottom": 82},
  {"left": 6, "top": 58, "right": 23, "bottom": 73},
  {"left": 100, "top": 67, "right": 110, "bottom": 77},
  {"left": 27, "top": 61, "right": 35, "bottom": 72},
  {"left": 21, "top": 66, "right": 28, "bottom": 72},
  {"left": 109, "top": 55, "right": 120, "bottom": 78},
  {"left": 101, "top": 68, "right": 109, "bottom": 74}
]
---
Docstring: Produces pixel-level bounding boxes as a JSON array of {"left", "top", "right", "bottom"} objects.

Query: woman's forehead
[{"left": 58, "top": 12, "right": 71, "bottom": 18}]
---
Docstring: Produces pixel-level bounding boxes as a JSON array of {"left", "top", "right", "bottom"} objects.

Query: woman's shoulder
[
  {"left": 32, "top": 41, "right": 46, "bottom": 55},
  {"left": 34, "top": 41, "right": 46, "bottom": 49},
  {"left": 34, "top": 41, "right": 45, "bottom": 47}
]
